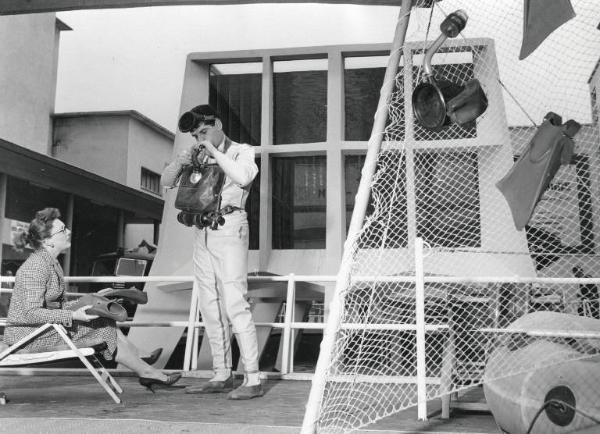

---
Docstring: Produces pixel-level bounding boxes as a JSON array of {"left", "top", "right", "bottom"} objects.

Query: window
[
  {"left": 209, "top": 63, "right": 262, "bottom": 146},
  {"left": 415, "top": 150, "right": 481, "bottom": 248},
  {"left": 140, "top": 168, "right": 161, "bottom": 195},
  {"left": 344, "top": 154, "right": 366, "bottom": 233},
  {"left": 272, "top": 156, "right": 326, "bottom": 248},
  {"left": 344, "top": 56, "right": 394, "bottom": 141},
  {"left": 273, "top": 59, "right": 328, "bottom": 145},
  {"left": 350, "top": 151, "right": 408, "bottom": 249}
]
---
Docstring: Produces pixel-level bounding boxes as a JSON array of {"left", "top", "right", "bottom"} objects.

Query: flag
[{"left": 519, "top": 0, "right": 576, "bottom": 60}]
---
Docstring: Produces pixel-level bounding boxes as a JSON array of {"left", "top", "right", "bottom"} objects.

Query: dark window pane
[
  {"left": 354, "top": 150, "right": 408, "bottom": 249},
  {"left": 245, "top": 158, "right": 261, "bottom": 250},
  {"left": 415, "top": 150, "right": 481, "bottom": 247},
  {"left": 141, "top": 167, "right": 161, "bottom": 196},
  {"left": 272, "top": 156, "right": 326, "bottom": 249},
  {"left": 274, "top": 59, "right": 327, "bottom": 144},
  {"left": 344, "top": 154, "right": 366, "bottom": 233},
  {"left": 209, "top": 63, "right": 262, "bottom": 146},
  {"left": 344, "top": 56, "right": 396, "bottom": 141}
]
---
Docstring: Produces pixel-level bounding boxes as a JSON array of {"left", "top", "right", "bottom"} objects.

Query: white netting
[{"left": 309, "top": 1, "right": 600, "bottom": 433}]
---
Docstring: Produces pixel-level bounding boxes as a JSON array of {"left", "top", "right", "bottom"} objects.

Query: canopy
[{"left": 0, "top": 0, "right": 403, "bottom": 16}]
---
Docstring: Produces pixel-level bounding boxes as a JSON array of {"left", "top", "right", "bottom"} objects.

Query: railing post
[
  {"left": 415, "top": 237, "right": 427, "bottom": 420},
  {"left": 281, "top": 273, "right": 295, "bottom": 375},
  {"left": 184, "top": 279, "right": 200, "bottom": 372},
  {"left": 191, "top": 299, "right": 200, "bottom": 370}
]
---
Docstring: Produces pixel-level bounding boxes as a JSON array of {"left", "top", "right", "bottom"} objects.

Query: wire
[{"left": 526, "top": 398, "right": 600, "bottom": 434}]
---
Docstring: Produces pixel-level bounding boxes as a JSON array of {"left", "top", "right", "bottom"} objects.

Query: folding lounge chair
[{"left": 0, "top": 323, "right": 123, "bottom": 404}]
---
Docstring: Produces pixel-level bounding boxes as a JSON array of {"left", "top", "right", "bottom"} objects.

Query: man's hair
[
  {"left": 190, "top": 104, "right": 219, "bottom": 120},
  {"left": 177, "top": 104, "right": 220, "bottom": 132}
]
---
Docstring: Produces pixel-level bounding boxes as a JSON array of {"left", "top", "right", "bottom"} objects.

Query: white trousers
[{"left": 193, "top": 211, "right": 259, "bottom": 375}]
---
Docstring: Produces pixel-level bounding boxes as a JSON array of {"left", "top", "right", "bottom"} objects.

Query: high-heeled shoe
[{"left": 139, "top": 372, "right": 182, "bottom": 393}]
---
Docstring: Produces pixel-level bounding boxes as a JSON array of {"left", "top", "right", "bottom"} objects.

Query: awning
[
  {"left": 0, "top": 0, "right": 403, "bottom": 16},
  {"left": 0, "top": 138, "right": 163, "bottom": 221}
]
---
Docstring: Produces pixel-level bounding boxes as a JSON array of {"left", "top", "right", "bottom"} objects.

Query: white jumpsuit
[{"left": 162, "top": 139, "right": 260, "bottom": 376}]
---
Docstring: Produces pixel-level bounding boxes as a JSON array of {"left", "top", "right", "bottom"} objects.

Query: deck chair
[{"left": 0, "top": 323, "right": 122, "bottom": 404}]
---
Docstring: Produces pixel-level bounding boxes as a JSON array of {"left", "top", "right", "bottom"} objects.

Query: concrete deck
[{"left": 0, "top": 375, "right": 499, "bottom": 433}]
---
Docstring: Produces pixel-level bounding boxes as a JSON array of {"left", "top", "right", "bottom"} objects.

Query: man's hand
[
  {"left": 197, "top": 139, "right": 218, "bottom": 158},
  {"left": 194, "top": 126, "right": 224, "bottom": 158},
  {"left": 175, "top": 146, "right": 194, "bottom": 166},
  {"left": 72, "top": 305, "right": 99, "bottom": 322}
]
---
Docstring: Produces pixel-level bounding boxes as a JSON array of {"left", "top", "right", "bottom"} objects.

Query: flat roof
[{"left": 53, "top": 110, "right": 175, "bottom": 141}]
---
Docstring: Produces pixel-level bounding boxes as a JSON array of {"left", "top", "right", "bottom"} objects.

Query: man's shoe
[
  {"left": 227, "top": 383, "right": 264, "bottom": 400},
  {"left": 185, "top": 375, "right": 234, "bottom": 394}
]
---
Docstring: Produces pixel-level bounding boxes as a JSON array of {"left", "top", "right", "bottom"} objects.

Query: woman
[{"left": 4, "top": 208, "right": 180, "bottom": 391}]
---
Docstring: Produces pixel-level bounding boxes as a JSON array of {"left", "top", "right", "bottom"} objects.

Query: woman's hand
[{"left": 72, "top": 305, "right": 99, "bottom": 322}]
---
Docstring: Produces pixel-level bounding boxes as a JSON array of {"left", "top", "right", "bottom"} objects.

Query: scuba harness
[{"left": 174, "top": 139, "right": 242, "bottom": 230}]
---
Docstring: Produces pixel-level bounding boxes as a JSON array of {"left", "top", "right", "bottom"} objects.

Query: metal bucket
[{"left": 411, "top": 10, "right": 468, "bottom": 131}]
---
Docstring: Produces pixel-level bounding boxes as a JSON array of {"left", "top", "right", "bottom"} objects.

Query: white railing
[
  {"left": 0, "top": 273, "right": 337, "bottom": 379},
  {"left": 2, "top": 254, "right": 600, "bottom": 420}
]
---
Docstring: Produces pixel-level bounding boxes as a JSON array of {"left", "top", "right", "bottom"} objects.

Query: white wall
[
  {"left": 53, "top": 115, "right": 129, "bottom": 183},
  {"left": 127, "top": 116, "right": 174, "bottom": 193},
  {"left": 0, "top": 14, "right": 61, "bottom": 153}
]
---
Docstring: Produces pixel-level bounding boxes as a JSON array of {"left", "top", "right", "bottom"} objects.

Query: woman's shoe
[
  {"left": 97, "top": 287, "right": 148, "bottom": 305},
  {"left": 139, "top": 373, "right": 182, "bottom": 393},
  {"left": 68, "top": 293, "right": 128, "bottom": 322},
  {"left": 141, "top": 348, "right": 163, "bottom": 365}
]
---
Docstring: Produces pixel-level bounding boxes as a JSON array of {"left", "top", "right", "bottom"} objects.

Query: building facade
[{"left": 0, "top": 13, "right": 173, "bottom": 283}]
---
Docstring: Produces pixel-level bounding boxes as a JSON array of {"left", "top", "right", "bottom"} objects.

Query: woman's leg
[{"left": 114, "top": 329, "right": 167, "bottom": 380}]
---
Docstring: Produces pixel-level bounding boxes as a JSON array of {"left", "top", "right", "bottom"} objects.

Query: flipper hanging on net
[
  {"left": 496, "top": 112, "right": 580, "bottom": 231},
  {"left": 519, "top": 0, "right": 576, "bottom": 60}
]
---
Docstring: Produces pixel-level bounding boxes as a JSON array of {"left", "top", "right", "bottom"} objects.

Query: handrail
[
  {"left": 1, "top": 272, "right": 599, "bottom": 377},
  {"left": 3, "top": 273, "right": 600, "bottom": 288}
]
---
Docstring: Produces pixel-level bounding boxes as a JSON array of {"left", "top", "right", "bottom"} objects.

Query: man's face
[{"left": 191, "top": 121, "right": 224, "bottom": 147}]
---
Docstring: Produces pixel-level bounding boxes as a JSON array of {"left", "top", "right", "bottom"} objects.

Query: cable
[{"left": 526, "top": 398, "right": 600, "bottom": 434}]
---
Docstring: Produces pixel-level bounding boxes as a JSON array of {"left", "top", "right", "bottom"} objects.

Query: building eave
[
  {"left": 1, "top": 1, "right": 404, "bottom": 16},
  {"left": 0, "top": 138, "right": 163, "bottom": 221}
]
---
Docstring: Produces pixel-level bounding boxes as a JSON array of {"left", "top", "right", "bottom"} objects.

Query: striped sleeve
[{"left": 18, "top": 260, "right": 73, "bottom": 327}]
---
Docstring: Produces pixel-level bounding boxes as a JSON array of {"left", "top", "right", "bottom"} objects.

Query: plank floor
[{"left": 0, "top": 375, "right": 499, "bottom": 433}]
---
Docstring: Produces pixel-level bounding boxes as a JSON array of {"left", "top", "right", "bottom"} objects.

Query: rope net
[{"left": 313, "top": 1, "right": 600, "bottom": 432}]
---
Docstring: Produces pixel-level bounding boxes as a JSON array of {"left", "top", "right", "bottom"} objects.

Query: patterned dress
[{"left": 4, "top": 249, "right": 118, "bottom": 359}]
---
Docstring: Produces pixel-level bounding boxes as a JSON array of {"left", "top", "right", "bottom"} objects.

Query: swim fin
[{"left": 496, "top": 112, "right": 580, "bottom": 231}]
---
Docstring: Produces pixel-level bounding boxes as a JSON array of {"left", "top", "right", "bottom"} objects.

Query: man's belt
[
  {"left": 199, "top": 205, "right": 242, "bottom": 230},
  {"left": 219, "top": 205, "right": 242, "bottom": 216}
]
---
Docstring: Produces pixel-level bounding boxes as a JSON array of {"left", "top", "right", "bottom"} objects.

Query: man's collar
[{"left": 220, "top": 136, "right": 232, "bottom": 153}]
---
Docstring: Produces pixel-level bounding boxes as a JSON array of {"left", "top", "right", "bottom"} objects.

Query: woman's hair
[{"left": 13, "top": 208, "right": 61, "bottom": 251}]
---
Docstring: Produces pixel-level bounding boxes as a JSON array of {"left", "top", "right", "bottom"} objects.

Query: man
[{"left": 161, "top": 104, "right": 262, "bottom": 399}]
